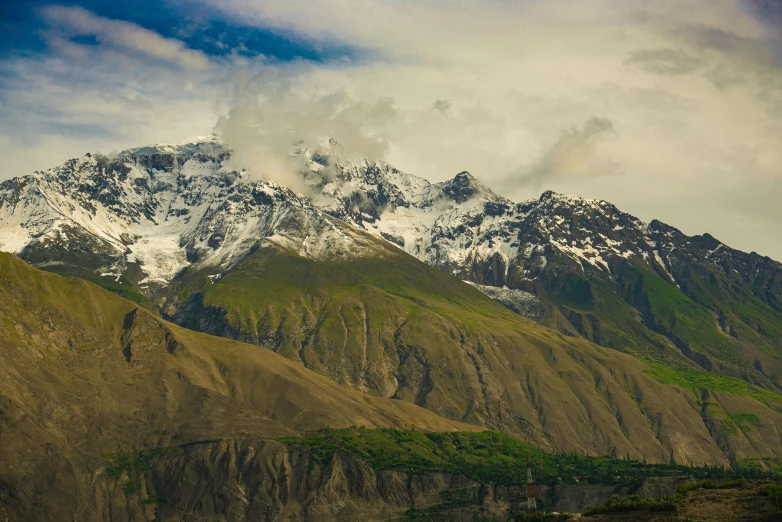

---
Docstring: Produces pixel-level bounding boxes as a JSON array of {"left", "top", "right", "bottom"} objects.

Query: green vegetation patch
[
  {"left": 642, "top": 360, "right": 782, "bottom": 409},
  {"left": 583, "top": 479, "right": 751, "bottom": 517},
  {"left": 582, "top": 493, "right": 678, "bottom": 516},
  {"left": 735, "top": 457, "right": 782, "bottom": 477},
  {"left": 104, "top": 448, "right": 175, "bottom": 502},
  {"left": 279, "top": 428, "right": 759, "bottom": 490},
  {"left": 727, "top": 413, "right": 762, "bottom": 434},
  {"left": 759, "top": 483, "right": 782, "bottom": 519},
  {"left": 630, "top": 264, "right": 744, "bottom": 365},
  {"left": 729, "top": 413, "right": 761, "bottom": 425}
]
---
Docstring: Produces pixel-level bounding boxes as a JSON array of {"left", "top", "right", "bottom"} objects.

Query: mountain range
[
  {"left": 2, "top": 136, "right": 782, "bottom": 519},
  {"left": 3, "top": 137, "right": 781, "bottom": 386}
]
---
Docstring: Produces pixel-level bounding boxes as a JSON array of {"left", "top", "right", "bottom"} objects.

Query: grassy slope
[
  {"left": 0, "top": 251, "right": 472, "bottom": 438},
  {"left": 279, "top": 428, "right": 750, "bottom": 487},
  {"left": 166, "top": 243, "right": 782, "bottom": 466},
  {"left": 0, "top": 251, "right": 476, "bottom": 520},
  {"left": 37, "top": 262, "right": 159, "bottom": 312},
  {"left": 3, "top": 250, "right": 782, "bottom": 518},
  {"left": 540, "top": 260, "right": 782, "bottom": 393},
  {"left": 539, "top": 270, "right": 690, "bottom": 367}
]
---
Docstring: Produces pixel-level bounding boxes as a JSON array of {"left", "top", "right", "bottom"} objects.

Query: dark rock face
[
  {"left": 144, "top": 440, "right": 486, "bottom": 521},
  {"left": 441, "top": 171, "right": 487, "bottom": 203}
]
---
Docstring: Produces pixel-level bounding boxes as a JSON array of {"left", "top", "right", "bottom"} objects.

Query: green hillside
[
  {"left": 158, "top": 242, "right": 782, "bottom": 466},
  {"left": 534, "top": 259, "right": 782, "bottom": 393}
]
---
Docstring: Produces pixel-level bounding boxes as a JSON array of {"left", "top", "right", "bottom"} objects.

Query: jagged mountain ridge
[
  {"left": 7, "top": 137, "right": 778, "bottom": 305},
  {"left": 0, "top": 138, "right": 388, "bottom": 298},
  {"left": 299, "top": 144, "right": 782, "bottom": 387},
  {"left": 1, "top": 137, "right": 782, "bottom": 387},
  {"left": 303, "top": 144, "right": 781, "bottom": 322}
]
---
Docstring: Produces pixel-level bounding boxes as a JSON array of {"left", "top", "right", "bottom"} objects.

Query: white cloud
[
  {"left": 2, "top": 0, "right": 782, "bottom": 259},
  {"left": 214, "top": 72, "right": 397, "bottom": 190},
  {"left": 195, "top": 0, "right": 782, "bottom": 258},
  {"left": 40, "top": 5, "right": 210, "bottom": 69},
  {"left": 510, "top": 117, "right": 620, "bottom": 187},
  {"left": 0, "top": 29, "right": 218, "bottom": 178}
]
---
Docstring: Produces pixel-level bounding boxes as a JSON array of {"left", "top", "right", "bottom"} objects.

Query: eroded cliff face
[
  {"left": 96, "top": 440, "right": 693, "bottom": 522},
  {"left": 143, "top": 440, "right": 482, "bottom": 521}
]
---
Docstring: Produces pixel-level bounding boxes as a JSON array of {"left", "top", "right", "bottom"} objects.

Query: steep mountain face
[
  {"left": 0, "top": 252, "right": 475, "bottom": 520},
  {"left": 2, "top": 138, "right": 782, "bottom": 469},
  {"left": 299, "top": 146, "right": 782, "bottom": 390},
  {"left": 2, "top": 255, "right": 743, "bottom": 522}
]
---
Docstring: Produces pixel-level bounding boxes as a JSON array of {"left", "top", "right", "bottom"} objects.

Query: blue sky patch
[{"left": 0, "top": 0, "right": 365, "bottom": 63}]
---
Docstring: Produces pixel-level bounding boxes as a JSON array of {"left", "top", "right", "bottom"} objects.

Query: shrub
[
  {"left": 761, "top": 484, "right": 782, "bottom": 519},
  {"left": 582, "top": 493, "right": 677, "bottom": 515},
  {"left": 676, "top": 480, "right": 716, "bottom": 495},
  {"left": 718, "top": 477, "right": 746, "bottom": 489}
]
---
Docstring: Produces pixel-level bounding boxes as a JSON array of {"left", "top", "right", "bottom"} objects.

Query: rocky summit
[{"left": 2, "top": 137, "right": 782, "bottom": 521}]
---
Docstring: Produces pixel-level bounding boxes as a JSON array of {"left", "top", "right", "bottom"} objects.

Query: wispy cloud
[
  {"left": 40, "top": 5, "right": 210, "bottom": 69},
  {"left": 624, "top": 48, "right": 707, "bottom": 75},
  {"left": 215, "top": 72, "right": 397, "bottom": 190},
  {"left": 0, "top": 5, "right": 219, "bottom": 178},
  {"left": 512, "top": 117, "right": 620, "bottom": 187},
  {"left": 1, "top": 0, "right": 782, "bottom": 259}
]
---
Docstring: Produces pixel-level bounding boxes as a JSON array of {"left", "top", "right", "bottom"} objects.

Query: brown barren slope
[{"left": 0, "top": 252, "right": 475, "bottom": 520}]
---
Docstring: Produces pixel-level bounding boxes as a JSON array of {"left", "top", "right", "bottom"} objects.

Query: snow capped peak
[
  {"left": 0, "top": 139, "right": 390, "bottom": 288},
  {"left": 117, "top": 135, "right": 225, "bottom": 160},
  {"left": 448, "top": 171, "right": 478, "bottom": 186},
  {"left": 439, "top": 171, "right": 497, "bottom": 204},
  {"left": 1, "top": 134, "right": 763, "bottom": 303},
  {"left": 173, "top": 134, "right": 220, "bottom": 146},
  {"left": 536, "top": 190, "right": 601, "bottom": 208}
]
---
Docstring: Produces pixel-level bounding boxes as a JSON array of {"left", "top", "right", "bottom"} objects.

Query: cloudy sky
[{"left": 1, "top": 0, "right": 781, "bottom": 259}]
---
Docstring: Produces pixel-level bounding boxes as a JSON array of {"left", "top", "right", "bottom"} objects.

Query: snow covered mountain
[
  {"left": 2, "top": 136, "right": 780, "bottom": 314},
  {"left": 300, "top": 142, "right": 779, "bottom": 299},
  {"left": 297, "top": 142, "right": 782, "bottom": 387},
  {"left": 0, "top": 137, "right": 388, "bottom": 292},
  {"left": 2, "top": 136, "right": 782, "bottom": 387},
  {"left": 300, "top": 144, "right": 782, "bottom": 323}
]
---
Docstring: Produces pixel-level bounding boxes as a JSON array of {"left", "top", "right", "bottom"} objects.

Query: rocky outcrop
[
  {"left": 467, "top": 282, "right": 546, "bottom": 321},
  {"left": 97, "top": 441, "right": 698, "bottom": 522},
  {"left": 144, "top": 440, "right": 482, "bottom": 521}
]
